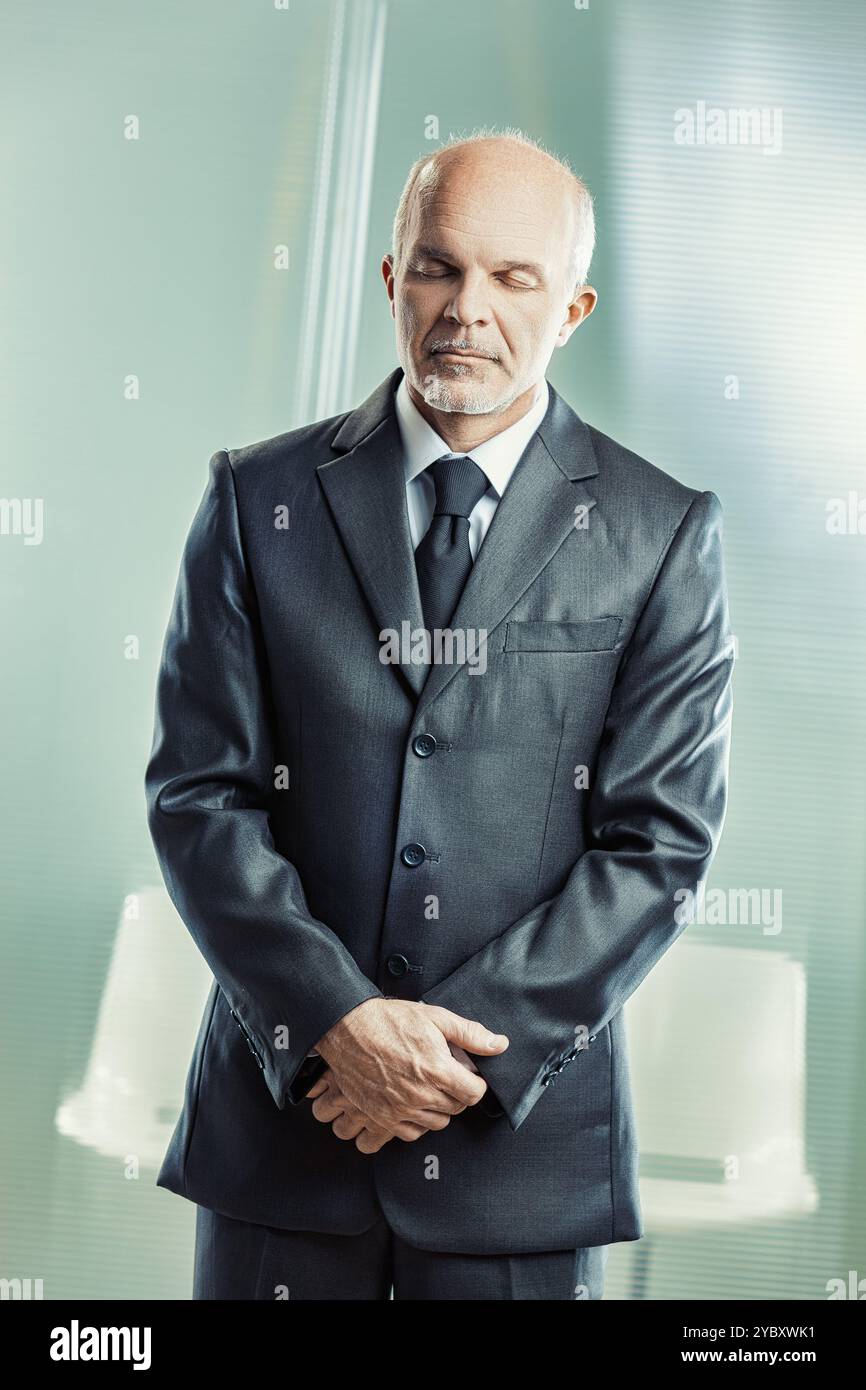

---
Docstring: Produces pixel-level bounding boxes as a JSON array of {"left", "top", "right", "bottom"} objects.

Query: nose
[{"left": 443, "top": 272, "right": 491, "bottom": 328}]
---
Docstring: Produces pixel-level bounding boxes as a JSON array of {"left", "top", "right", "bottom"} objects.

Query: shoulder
[
  {"left": 587, "top": 421, "right": 722, "bottom": 531},
  {"left": 217, "top": 407, "right": 351, "bottom": 486},
  {"left": 587, "top": 422, "right": 708, "bottom": 513},
  {"left": 580, "top": 421, "right": 724, "bottom": 573}
]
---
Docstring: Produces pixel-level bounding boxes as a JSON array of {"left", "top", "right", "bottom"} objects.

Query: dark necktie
[{"left": 414, "top": 454, "right": 489, "bottom": 634}]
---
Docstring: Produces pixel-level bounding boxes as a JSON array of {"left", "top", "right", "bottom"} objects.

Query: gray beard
[{"left": 415, "top": 372, "right": 519, "bottom": 416}]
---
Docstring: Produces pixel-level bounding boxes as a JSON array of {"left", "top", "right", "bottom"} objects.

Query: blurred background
[{"left": 1, "top": 0, "right": 864, "bottom": 1300}]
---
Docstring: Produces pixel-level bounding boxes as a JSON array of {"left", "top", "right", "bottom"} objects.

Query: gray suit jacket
[{"left": 145, "top": 365, "right": 733, "bottom": 1253}]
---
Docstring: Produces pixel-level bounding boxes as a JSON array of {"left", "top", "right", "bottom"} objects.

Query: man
[{"left": 145, "top": 129, "right": 733, "bottom": 1301}]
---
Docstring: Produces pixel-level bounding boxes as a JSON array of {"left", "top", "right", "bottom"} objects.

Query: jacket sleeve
[
  {"left": 421, "top": 489, "right": 734, "bottom": 1131},
  {"left": 145, "top": 450, "right": 383, "bottom": 1109}
]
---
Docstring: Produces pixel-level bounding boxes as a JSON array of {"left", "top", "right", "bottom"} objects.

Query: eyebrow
[{"left": 411, "top": 243, "right": 548, "bottom": 282}]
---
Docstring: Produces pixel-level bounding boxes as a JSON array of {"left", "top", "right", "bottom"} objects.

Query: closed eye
[{"left": 413, "top": 269, "right": 532, "bottom": 292}]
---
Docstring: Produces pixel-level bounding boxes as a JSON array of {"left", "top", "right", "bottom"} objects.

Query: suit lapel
[
  {"left": 317, "top": 367, "right": 600, "bottom": 711},
  {"left": 317, "top": 370, "right": 428, "bottom": 698}
]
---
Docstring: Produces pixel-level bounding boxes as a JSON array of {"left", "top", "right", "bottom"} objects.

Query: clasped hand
[{"left": 304, "top": 998, "right": 508, "bottom": 1153}]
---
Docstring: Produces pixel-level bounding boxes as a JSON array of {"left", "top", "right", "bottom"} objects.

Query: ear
[
  {"left": 381, "top": 254, "right": 396, "bottom": 313},
  {"left": 555, "top": 286, "right": 598, "bottom": 347}
]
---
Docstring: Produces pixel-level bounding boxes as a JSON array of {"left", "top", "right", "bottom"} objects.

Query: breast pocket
[{"left": 503, "top": 617, "right": 622, "bottom": 652}]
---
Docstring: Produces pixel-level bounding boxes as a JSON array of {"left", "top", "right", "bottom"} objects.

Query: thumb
[{"left": 428, "top": 1007, "right": 509, "bottom": 1056}]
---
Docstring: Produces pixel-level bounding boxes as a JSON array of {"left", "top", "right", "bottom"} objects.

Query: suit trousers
[{"left": 192, "top": 1204, "right": 609, "bottom": 1301}]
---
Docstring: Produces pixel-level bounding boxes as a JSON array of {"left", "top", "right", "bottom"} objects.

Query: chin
[{"left": 416, "top": 370, "right": 510, "bottom": 416}]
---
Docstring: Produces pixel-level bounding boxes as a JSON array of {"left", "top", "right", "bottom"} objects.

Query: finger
[
  {"left": 376, "top": 1114, "right": 447, "bottom": 1141},
  {"left": 322, "top": 1094, "right": 409, "bottom": 1142},
  {"left": 331, "top": 1111, "right": 367, "bottom": 1141},
  {"left": 353, "top": 1112, "right": 422, "bottom": 1141},
  {"left": 448, "top": 1042, "right": 480, "bottom": 1073},
  {"left": 355, "top": 1127, "right": 392, "bottom": 1154},
  {"left": 420, "top": 1063, "right": 488, "bottom": 1109},
  {"left": 408, "top": 1109, "right": 452, "bottom": 1132},
  {"left": 330, "top": 1075, "right": 470, "bottom": 1129},
  {"left": 426, "top": 1006, "right": 509, "bottom": 1057},
  {"left": 325, "top": 1102, "right": 403, "bottom": 1150},
  {"left": 390, "top": 1119, "right": 432, "bottom": 1140},
  {"left": 320, "top": 1083, "right": 452, "bottom": 1132},
  {"left": 305, "top": 1075, "right": 330, "bottom": 1099},
  {"left": 312, "top": 1094, "right": 350, "bottom": 1124}
]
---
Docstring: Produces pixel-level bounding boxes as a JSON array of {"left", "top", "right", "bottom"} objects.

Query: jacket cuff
[
  {"left": 288, "top": 1053, "right": 329, "bottom": 1104},
  {"left": 470, "top": 1032, "right": 597, "bottom": 1129},
  {"left": 421, "top": 975, "right": 596, "bottom": 1131},
  {"left": 229, "top": 981, "right": 383, "bottom": 1110}
]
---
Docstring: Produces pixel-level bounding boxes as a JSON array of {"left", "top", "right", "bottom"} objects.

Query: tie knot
[{"left": 428, "top": 454, "right": 489, "bottom": 519}]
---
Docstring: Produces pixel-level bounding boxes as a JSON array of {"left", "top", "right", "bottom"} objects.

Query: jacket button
[
  {"left": 412, "top": 734, "right": 437, "bottom": 758},
  {"left": 386, "top": 954, "right": 410, "bottom": 977},
  {"left": 401, "top": 842, "right": 426, "bottom": 867}
]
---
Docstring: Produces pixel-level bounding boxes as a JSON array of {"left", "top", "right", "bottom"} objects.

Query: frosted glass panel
[{"left": 2, "top": 0, "right": 862, "bottom": 1301}]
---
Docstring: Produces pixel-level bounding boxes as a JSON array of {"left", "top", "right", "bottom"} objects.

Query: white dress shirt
[{"left": 395, "top": 374, "right": 550, "bottom": 558}]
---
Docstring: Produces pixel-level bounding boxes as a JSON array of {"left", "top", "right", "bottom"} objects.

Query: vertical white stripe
[{"left": 294, "top": 0, "right": 387, "bottom": 425}]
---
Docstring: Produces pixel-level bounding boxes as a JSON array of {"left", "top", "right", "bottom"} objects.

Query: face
[{"left": 382, "top": 144, "right": 596, "bottom": 417}]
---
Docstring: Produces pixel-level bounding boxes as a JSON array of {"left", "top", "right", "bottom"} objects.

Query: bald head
[{"left": 393, "top": 131, "right": 595, "bottom": 304}]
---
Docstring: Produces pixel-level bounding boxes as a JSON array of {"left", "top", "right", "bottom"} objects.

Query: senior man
[{"left": 146, "top": 128, "right": 733, "bottom": 1301}]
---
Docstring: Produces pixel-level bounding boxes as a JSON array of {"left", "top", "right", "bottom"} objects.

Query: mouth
[{"left": 432, "top": 349, "right": 492, "bottom": 361}]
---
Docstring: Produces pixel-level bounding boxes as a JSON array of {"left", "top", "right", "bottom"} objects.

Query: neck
[{"left": 406, "top": 378, "right": 544, "bottom": 452}]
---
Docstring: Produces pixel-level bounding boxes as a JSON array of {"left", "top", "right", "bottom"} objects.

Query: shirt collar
[{"left": 394, "top": 372, "right": 550, "bottom": 499}]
